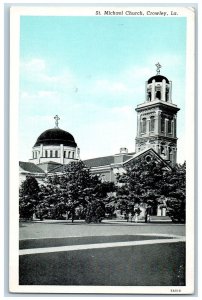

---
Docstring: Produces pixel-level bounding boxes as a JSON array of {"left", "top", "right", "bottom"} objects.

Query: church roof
[
  {"left": 84, "top": 153, "right": 135, "bottom": 168},
  {"left": 148, "top": 75, "right": 169, "bottom": 84},
  {"left": 83, "top": 149, "right": 171, "bottom": 170},
  {"left": 37, "top": 161, "right": 62, "bottom": 172},
  {"left": 47, "top": 164, "right": 74, "bottom": 174},
  {"left": 34, "top": 128, "right": 77, "bottom": 147},
  {"left": 84, "top": 156, "right": 115, "bottom": 168},
  {"left": 19, "top": 161, "right": 45, "bottom": 174}
]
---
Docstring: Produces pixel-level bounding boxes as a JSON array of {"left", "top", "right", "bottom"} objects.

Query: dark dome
[
  {"left": 34, "top": 128, "right": 77, "bottom": 147},
  {"left": 148, "top": 75, "right": 169, "bottom": 84}
]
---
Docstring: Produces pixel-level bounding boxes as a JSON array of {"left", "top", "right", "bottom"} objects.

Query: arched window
[
  {"left": 68, "top": 151, "right": 71, "bottom": 158},
  {"left": 64, "top": 151, "right": 66, "bottom": 158},
  {"left": 150, "top": 116, "right": 155, "bottom": 132},
  {"left": 50, "top": 150, "right": 53, "bottom": 158},
  {"left": 45, "top": 150, "right": 48, "bottom": 158},
  {"left": 141, "top": 118, "right": 147, "bottom": 133},
  {"left": 55, "top": 150, "right": 58, "bottom": 158},
  {"left": 72, "top": 152, "right": 75, "bottom": 159}
]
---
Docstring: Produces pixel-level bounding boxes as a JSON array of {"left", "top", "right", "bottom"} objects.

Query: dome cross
[
  {"left": 155, "top": 62, "right": 162, "bottom": 75},
  {"left": 54, "top": 115, "right": 60, "bottom": 128}
]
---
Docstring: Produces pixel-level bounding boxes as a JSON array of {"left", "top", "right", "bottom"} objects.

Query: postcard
[{"left": 9, "top": 5, "right": 195, "bottom": 294}]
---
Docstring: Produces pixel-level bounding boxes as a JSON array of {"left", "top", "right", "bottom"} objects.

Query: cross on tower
[
  {"left": 54, "top": 115, "right": 60, "bottom": 128},
  {"left": 155, "top": 62, "right": 162, "bottom": 75}
]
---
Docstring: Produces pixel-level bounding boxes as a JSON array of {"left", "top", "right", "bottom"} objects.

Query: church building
[
  {"left": 19, "top": 64, "right": 180, "bottom": 216},
  {"left": 81, "top": 63, "right": 180, "bottom": 180}
]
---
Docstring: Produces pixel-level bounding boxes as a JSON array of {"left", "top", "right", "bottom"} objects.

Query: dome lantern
[{"left": 145, "top": 63, "right": 172, "bottom": 103}]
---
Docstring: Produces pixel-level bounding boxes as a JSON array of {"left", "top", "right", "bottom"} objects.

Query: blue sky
[{"left": 19, "top": 16, "right": 186, "bottom": 162}]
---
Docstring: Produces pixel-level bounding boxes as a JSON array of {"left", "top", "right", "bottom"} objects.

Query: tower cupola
[
  {"left": 145, "top": 62, "right": 172, "bottom": 103},
  {"left": 135, "top": 63, "right": 180, "bottom": 166}
]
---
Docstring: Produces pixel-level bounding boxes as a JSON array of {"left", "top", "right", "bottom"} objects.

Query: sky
[{"left": 19, "top": 16, "right": 186, "bottom": 162}]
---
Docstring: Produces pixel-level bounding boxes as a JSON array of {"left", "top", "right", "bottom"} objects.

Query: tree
[
  {"left": 35, "top": 182, "right": 65, "bottom": 220},
  {"left": 85, "top": 199, "right": 105, "bottom": 223},
  {"left": 116, "top": 157, "right": 167, "bottom": 217},
  {"left": 162, "top": 162, "right": 186, "bottom": 223},
  {"left": 42, "top": 161, "right": 115, "bottom": 222},
  {"left": 19, "top": 176, "right": 40, "bottom": 219},
  {"left": 116, "top": 157, "right": 186, "bottom": 223}
]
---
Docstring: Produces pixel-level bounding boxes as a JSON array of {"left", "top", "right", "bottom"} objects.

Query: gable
[{"left": 123, "top": 148, "right": 171, "bottom": 170}]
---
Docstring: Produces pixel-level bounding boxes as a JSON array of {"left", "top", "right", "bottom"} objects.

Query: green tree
[{"left": 19, "top": 176, "right": 40, "bottom": 219}]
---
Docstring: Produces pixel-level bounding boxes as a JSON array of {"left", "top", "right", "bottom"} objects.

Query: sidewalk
[
  {"left": 103, "top": 217, "right": 172, "bottom": 225},
  {"left": 29, "top": 216, "right": 173, "bottom": 225}
]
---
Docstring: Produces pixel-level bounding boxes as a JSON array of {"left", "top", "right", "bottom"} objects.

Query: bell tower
[{"left": 135, "top": 63, "right": 180, "bottom": 166}]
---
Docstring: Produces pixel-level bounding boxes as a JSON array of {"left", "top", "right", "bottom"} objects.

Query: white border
[{"left": 9, "top": 5, "right": 195, "bottom": 295}]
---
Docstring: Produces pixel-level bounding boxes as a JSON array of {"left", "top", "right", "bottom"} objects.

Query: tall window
[
  {"left": 166, "top": 88, "right": 169, "bottom": 101},
  {"left": 168, "top": 119, "right": 172, "bottom": 134},
  {"left": 64, "top": 151, "right": 66, "bottom": 158},
  {"left": 168, "top": 147, "right": 172, "bottom": 160},
  {"left": 147, "top": 89, "right": 151, "bottom": 101},
  {"left": 141, "top": 118, "right": 147, "bottom": 133},
  {"left": 161, "top": 117, "right": 165, "bottom": 132},
  {"left": 45, "top": 150, "right": 48, "bottom": 158},
  {"left": 50, "top": 150, "right": 53, "bottom": 158},
  {"left": 55, "top": 150, "right": 58, "bottom": 158},
  {"left": 156, "top": 90, "right": 161, "bottom": 100},
  {"left": 68, "top": 151, "right": 71, "bottom": 158},
  {"left": 150, "top": 116, "right": 155, "bottom": 132},
  {"left": 72, "top": 152, "right": 75, "bottom": 159}
]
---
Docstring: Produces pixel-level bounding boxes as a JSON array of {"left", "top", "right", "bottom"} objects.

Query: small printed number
[{"left": 171, "top": 289, "right": 181, "bottom": 293}]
